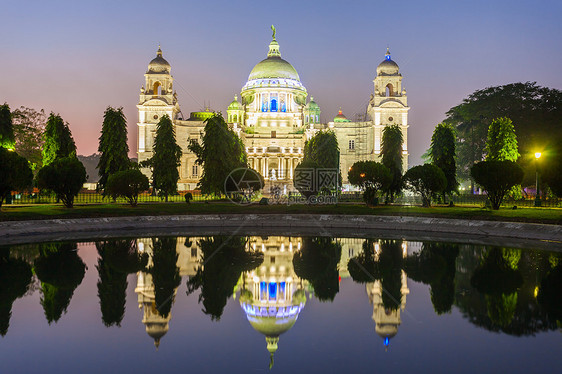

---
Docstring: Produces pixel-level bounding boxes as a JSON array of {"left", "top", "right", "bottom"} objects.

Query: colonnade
[{"left": 249, "top": 156, "right": 302, "bottom": 180}]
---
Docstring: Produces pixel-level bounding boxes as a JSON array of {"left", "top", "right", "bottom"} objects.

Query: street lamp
[{"left": 534, "top": 152, "right": 541, "bottom": 207}]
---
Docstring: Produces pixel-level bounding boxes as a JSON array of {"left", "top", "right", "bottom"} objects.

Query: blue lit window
[
  {"left": 270, "top": 99, "right": 278, "bottom": 112},
  {"left": 279, "top": 282, "right": 286, "bottom": 300},
  {"left": 281, "top": 102, "right": 286, "bottom": 112},
  {"left": 262, "top": 102, "right": 268, "bottom": 112},
  {"left": 269, "top": 282, "right": 277, "bottom": 300},
  {"left": 260, "top": 281, "right": 267, "bottom": 300}
]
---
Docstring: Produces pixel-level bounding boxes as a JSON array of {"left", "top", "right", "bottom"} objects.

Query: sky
[{"left": 1, "top": 0, "right": 561, "bottom": 165}]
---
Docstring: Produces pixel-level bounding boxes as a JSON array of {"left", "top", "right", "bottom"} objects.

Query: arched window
[
  {"left": 385, "top": 83, "right": 394, "bottom": 97},
  {"left": 270, "top": 99, "right": 278, "bottom": 112},
  {"left": 234, "top": 114, "right": 238, "bottom": 122},
  {"left": 153, "top": 81, "right": 162, "bottom": 95}
]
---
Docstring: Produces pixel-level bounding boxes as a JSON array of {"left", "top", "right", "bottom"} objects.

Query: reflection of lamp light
[{"left": 534, "top": 152, "right": 542, "bottom": 207}]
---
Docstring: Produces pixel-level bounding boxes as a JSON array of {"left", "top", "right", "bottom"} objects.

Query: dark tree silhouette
[
  {"left": 186, "top": 236, "right": 263, "bottom": 320},
  {"left": 0, "top": 247, "right": 33, "bottom": 336},
  {"left": 149, "top": 237, "right": 181, "bottom": 318},
  {"left": 33, "top": 242, "right": 86, "bottom": 324},
  {"left": 293, "top": 237, "right": 342, "bottom": 302},
  {"left": 96, "top": 240, "right": 148, "bottom": 326}
]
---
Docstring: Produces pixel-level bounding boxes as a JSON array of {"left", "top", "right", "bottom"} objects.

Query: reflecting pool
[{"left": 1, "top": 236, "right": 560, "bottom": 373}]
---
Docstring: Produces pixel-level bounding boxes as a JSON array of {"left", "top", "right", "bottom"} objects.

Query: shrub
[
  {"left": 184, "top": 192, "right": 193, "bottom": 204},
  {"left": 36, "top": 157, "right": 87, "bottom": 208},
  {"left": 470, "top": 160, "right": 524, "bottom": 210},
  {"left": 403, "top": 164, "right": 447, "bottom": 207},
  {"left": 348, "top": 161, "right": 391, "bottom": 206},
  {"left": 105, "top": 169, "right": 149, "bottom": 207},
  {"left": 0, "top": 147, "right": 33, "bottom": 208}
]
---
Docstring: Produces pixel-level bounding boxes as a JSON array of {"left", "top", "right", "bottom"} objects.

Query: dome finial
[
  {"left": 157, "top": 44, "right": 163, "bottom": 57},
  {"left": 385, "top": 46, "right": 391, "bottom": 61},
  {"left": 271, "top": 25, "right": 276, "bottom": 40}
]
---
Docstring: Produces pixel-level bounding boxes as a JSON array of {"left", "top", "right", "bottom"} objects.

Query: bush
[
  {"left": 403, "top": 164, "right": 447, "bottom": 207},
  {"left": 105, "top": 169, "right": 149, "bottom": 207},
  {"left": 0, "top": 147, "right": 33, "bottom": 208},
  {"left": 348, "top": 161, "right": 391, "bottom": 206},
  {"left": 36, "top": 157, "right": 87, "bottom": 208},
  {"left": 184, "top": 192, "right": 193, "bottom": 204},
  {"left": 471, "top": 160, "right": 524, "bottom": 210}
]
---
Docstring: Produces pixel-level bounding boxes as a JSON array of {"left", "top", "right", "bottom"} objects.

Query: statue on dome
[{"left": 271, "top": 25, "right": 276, "bottom": 40}]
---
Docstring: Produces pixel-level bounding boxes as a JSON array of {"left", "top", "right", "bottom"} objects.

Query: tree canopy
[
  {"left": 485, "top": 117, "right": 519, "bottom": 162},
  {"left": 429, "top": 123, "right": 458, "bottom": 197},
  {"left": 0, "top": 103, "right": 15, "bottom": 150},
  {"left": 11, "top": 106, "right": 46, "bottom": 170},
  {"left": 36, "top": 157, "right": 87, "bottom": 208},
  {"left": 403, "top": 164, "right": 447, "bottom": 207},
  {"left": 470, "top": 160, "right": 524, "bottom": 210},
  {"left": 42, "top": 113, "right": 76, "bottom": 166},
  {"left": 380, "top": 125, "right": 403, "bottom": 201},
  {"left": 152, "top": 115, "right": 182, "bottom": 201},
  {"left": 97, "top": 107, "right": 130, "bottom": 193},
  {"left": 0, "top": 147, "right": 33, "bottom": 208},
  {"left": 348, "top": 161, "right": 391, "bottom": 205},
  {"left": 189, "top": 114, "right": 247, "bottom": 197},
  {"left": 105, "top": 169, "right": 149, "bottom": 206},
  {"left": 445, "top": 82, "right": 562, "bottom": 185}
]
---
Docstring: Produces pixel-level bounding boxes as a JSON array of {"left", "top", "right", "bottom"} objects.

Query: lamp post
[{"left": 534, "top": 152, "right": 541, "bottom": 207}]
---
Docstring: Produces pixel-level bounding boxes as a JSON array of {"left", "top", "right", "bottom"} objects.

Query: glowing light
[
  {"left": 534, "top": 286, "right": 539, "bottom": 298},
  {"left": 289, "top": 242, "right": 293, "bottom": 252},
  {"left": 535, "top": 152, "right": 542, "bottom": 159},
  {"left": 280, "top": 243, "right": 285, "bottom": 252},
  {"left": 384, "top": 337, "right": 390, "bottom": 346},
  {"left": 360, "top": 173, "right": 366, "bottom": 178}
]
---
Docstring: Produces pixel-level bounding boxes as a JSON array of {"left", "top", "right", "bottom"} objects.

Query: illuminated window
[
  {"left": 269, "top": 282, "right": 277, "bottom": 301},
  {"left": 349, "top": 140, "right": 355, "bottom": 150},
  {"left": 192, "top": 164, "right": 198, "bottom": 177},
  {"left": 271, "top": 99, "right": 278, "bottom": 112},
  {"left": 271, "top": 131, "right": 276, "bottom": 138}
]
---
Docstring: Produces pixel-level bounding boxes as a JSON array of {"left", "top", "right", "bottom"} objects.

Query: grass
[{"left": 0, "top": 202, "right": 560, "bottom": 225}]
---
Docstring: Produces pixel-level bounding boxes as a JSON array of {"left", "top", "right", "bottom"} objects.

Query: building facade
[{"left": 137, "top": 32, "right": 409, "bottom": 190}]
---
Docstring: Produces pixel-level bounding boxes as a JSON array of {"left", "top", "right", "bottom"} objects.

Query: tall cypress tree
[
  {"left": 485, "top": 117, "right": 520, "bottom": 161},
  {"left": 429, "top": 123, "right": 458, "bottom": 199},
  {"left": 0, "top": 103, "right": 15, "bottom": 150},
  {"left": 97, "top": 107, "right": 130, "bottom": 194},
  {"left": 188, "top": 113, "right": 247, "bottom": 196},
  {"left": 42, "top": 113, "right": 76, "bottom": 166},
  {"left": 152, "top": 115, "right": 182, "bottom": 201},
  {"left": 380, "top": 124, "right": 404, "bottom": 202}
]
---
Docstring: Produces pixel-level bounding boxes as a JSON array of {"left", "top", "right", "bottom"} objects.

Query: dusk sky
[{"left": 1, "top": 0, "right": 561, "bottom": 165}]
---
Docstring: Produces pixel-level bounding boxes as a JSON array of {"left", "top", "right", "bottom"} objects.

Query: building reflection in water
[
  {"left": 238, "top": 236, "right": 306, "bottom": 369},
  {"left": 133, "top": 236, "right": 412, "bottom": 356}
]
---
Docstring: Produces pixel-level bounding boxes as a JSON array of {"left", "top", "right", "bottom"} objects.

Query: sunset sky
[{"left": 1, "top": 0, "right": 561, "bottom": 165}]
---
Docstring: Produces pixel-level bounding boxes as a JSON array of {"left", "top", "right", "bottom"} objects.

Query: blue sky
[{"left": 1, "top": 0, "right": 561, "bottom": 164}]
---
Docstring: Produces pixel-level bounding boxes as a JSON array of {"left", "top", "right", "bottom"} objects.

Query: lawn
[{"left": 1, "top": 202, "right": 560, "bottom": 225}]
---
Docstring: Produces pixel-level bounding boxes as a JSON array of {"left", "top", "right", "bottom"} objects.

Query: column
[{"left": 265, "top": 158, "right": 269, "bottom": 179}]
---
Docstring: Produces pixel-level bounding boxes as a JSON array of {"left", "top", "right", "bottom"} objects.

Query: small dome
[
  {"left": 376, "top": 323, "right": 398, "bottom": 339},
  {"left": 306, "top": 97, "right": 320, "bottom": 110},
  {"left": 334, "top": 109, "right": 351, "bottom": 123},
  {"left": 228, "top": 95, "right": 242, "bottom": 110},
  {"left": 148, "top": 47, "right": 171, "bottom": 74},
  {"left": 376, "top": 48, "right": 399, "bottom": 76}
]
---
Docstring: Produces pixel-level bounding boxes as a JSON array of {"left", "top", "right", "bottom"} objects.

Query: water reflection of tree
[
  {"left": 187, "top": 236, "right": 263, "bottom": 320},
  {"left": 149, "top": 237, "right": 181, "bottom": 318},
  {"left": 455, "top": 246, "right": 559, "bottom": 335},
  {"left": 404, "top": 242, "right": 459, "bottom": 314},
  {"left": 537, "top": 254, "right": 562, "bottom": 325},
  {"left": 33, "top": 242, "right": 85, "bottom": 324},
  {"left": 293, "top": 237, "right": 342, "bottom": 302},
  {"left": 470, "top": 247, "right": 523, "bottom": 327},
  {"left": 348, "top": 239, "right": 403, "bottom": 309},
  {"left": 0, "top": 247, "right": 33, "bottom": 336},
  {"left": 96, "top": 240, "right": 148, "bottom": 326}
]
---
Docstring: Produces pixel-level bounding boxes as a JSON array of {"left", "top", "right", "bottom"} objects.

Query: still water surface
[{"left": 1, "top": 236, "right": 560, "bottom": 373}]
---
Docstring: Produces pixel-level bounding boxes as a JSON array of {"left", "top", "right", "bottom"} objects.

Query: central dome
[{"left": 248, "top": 56, "right": 300, "bottom": 81}]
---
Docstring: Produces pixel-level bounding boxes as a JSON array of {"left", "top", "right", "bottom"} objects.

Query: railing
[{"left": 4, "top": 191, "right": 219, "bottom": 205}]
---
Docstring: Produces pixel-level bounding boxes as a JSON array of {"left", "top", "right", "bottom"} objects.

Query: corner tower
[
  {"left": 137, "top": 47, "right": 180, "bottom": 167},
  {"left": 369, "top": 48, "right": 409, "bottom": 170}
]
